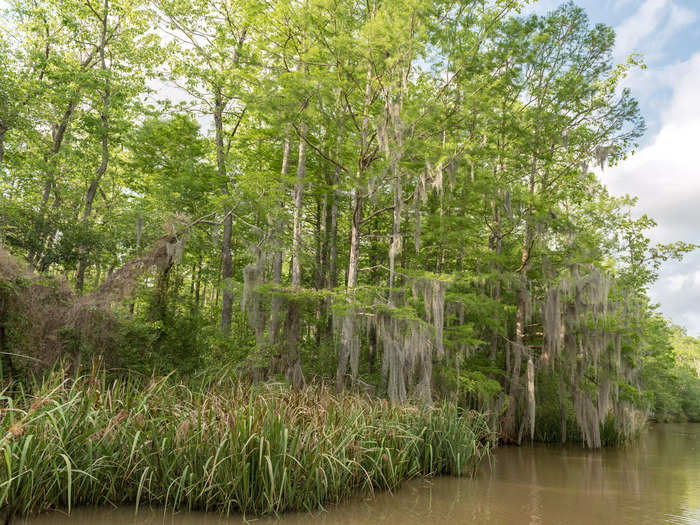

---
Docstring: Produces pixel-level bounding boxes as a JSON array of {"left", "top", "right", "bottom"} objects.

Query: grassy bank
[{"left": 0, "top": 370, "right": 493, "bottom": 519}]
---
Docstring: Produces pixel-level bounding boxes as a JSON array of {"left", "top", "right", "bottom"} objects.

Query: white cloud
[
  {"left": 661, "top": 54, "right": 700, "bottom": 125},
  {"left": 614, "top": 0, "right": 667, "bottom": 60},
  {"left": 650, "top": 258, "right": 700, "bottom": 334},
  {"left": 601, "top": 52, "right": 700, "bottom": 334},
  {"left": 614, "top": 0, "right": 696, "bottom": 63}
]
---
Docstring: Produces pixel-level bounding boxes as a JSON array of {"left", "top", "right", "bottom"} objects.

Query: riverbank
[
  {"left": 0, "top": 372, "right": 493, "bottom": 520},
  {"left": 16, "top": 423, "right": 700, "bottom": 525}
]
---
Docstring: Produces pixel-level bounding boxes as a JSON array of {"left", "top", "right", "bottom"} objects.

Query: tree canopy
[{"left": 0, "top": 0, "right": 698, "bottom": 446}]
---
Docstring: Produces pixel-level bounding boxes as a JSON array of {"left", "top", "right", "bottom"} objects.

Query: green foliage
[
  {"left": 640, "top": 322, "right": 700, "bottom": 422},
  {"left": 0, "top": 0, "right": 697, "bottom": 465}
]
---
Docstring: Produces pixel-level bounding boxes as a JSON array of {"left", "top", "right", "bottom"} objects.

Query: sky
[{"left": 527, "top": 0, "right": 700, "bottom": 335}]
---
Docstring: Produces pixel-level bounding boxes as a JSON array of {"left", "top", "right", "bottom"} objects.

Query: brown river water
[{"left": 21, "top": 423, "right": 700, "bottom": 525}]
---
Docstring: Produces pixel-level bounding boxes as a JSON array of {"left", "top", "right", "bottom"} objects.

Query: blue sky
[{"left": 528, "top": 0, "right": 700, "bottom": 335}]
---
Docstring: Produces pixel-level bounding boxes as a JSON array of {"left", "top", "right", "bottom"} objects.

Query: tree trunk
[
  {"left": 506, "top": 166, "right": 536, "bottom": 443},
  {"left": 489, "top": 187, "right": 502, "bottom": 362},
  {"left": 285, "top": 123, "right": 307, "bottom": 387},
  {"left": 328, "top": 130, "right": 341, "bottom": 289},
  {"left": 337, "top": 67, "right": 372, "bottom": 393},
  {"left": 346, "top": 189, "right": 362, "bottom": 290},
  {"left": 29, "top": 98, "right": 80, "bottom": 268},
  {"left": 336, "top": 194, "right": 362, "bottom": 391},
  {"left": 388, "top": 159, "right": 402, "bottom": 296},
  {"left": 269, "top": 136, "right": 292, "bottom": 350},
  {"left": 291, "top": 123, "right": 306, "bottom": 288},
  {"left": 28, "top": 45, "right": 101, "bottom": 268},
  {"left": 214, "top": 89, "right": 234, "bottom": 332},
  {"left": 150, "top": 263, "right": 173, "bottom": 321},
  {"left": 315, "top": 195, "right": 325, "bottom": 290},
  {"left": 76, "top": 4, "right": 110, "bottom": 293}
]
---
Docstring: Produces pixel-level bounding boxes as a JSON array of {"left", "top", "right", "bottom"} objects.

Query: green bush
[{"left": 0, "top": 370, "right": 494, "bottom": 519}]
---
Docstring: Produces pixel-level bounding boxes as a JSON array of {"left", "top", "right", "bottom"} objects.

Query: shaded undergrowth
[{"left": 0, "top": 369, "right": 493, "bottom": 519}]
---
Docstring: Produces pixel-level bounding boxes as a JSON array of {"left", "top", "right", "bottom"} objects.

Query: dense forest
[{"left": 1, "top": 0, "right": 699, "bottom": 462}]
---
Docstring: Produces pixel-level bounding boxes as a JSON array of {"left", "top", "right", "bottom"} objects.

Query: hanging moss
[
  {"left": 537, "top": 264, "right": 648, "bottom": 447},
  {"left": 0, "top": 223, "right": 188, "bottom": 374},
  {"left": 241, "top": 246, "right": 266, "bottom": 349}
]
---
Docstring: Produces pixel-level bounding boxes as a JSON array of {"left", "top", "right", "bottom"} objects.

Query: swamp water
[{"left": 22, "top": 423, "right": 700, "bottom": 525}]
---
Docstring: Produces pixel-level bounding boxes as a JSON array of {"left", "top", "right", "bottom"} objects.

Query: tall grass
[{"left": 0, "top": 369, "right": 493, "bottom": 519}]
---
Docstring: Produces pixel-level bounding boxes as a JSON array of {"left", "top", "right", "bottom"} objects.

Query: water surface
[{"left": 22, "top": 423, "right": 700, "bottom": 525}]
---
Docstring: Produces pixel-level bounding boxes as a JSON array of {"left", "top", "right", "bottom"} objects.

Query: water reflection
[{"left": 21, "top": 424, "right": 700, "bottom": 525}]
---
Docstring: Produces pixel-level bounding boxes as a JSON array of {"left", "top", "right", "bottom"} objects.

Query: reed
[{"left": 0, "top": 370, "right": 493, "bottom": 519}]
